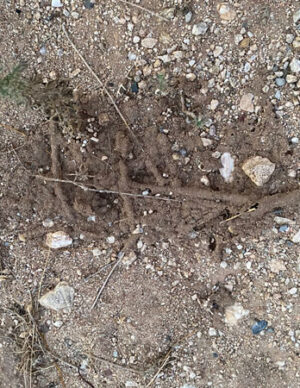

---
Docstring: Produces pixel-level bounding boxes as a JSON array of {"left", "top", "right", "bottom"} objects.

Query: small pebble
[
  {"left": 252, "top": 320, "right": 268, "bottom": 334},
  {"left": 45, "top": 231, "right": 72, "bottom": 249},
  {"left": 84, "top": 0, "right": 94, "bottom": 9},
  {"left": 141, "top": 37, "right": 157, "bottom": 49},
  {"left": 288, "top": 287, "right": 297, "bottom": 295},
  {"left": 106, "top": 236, "right": 115, "bottom": 244},
  {"left": 192, "top": 22, "right": 208, "bottom": 36},
  {"left": 279, "top": 225, "right": 289, "bottom": 232},
  {"left": 51, "top": 0, "right": 62, "bottom": 7},
  {"left": 185, "top": 11, "right": 193, "bottom": 23},
  {"left": 208, "top": 327, "right": 217, "bottom": 336},
  {"left": 275, "top": 78, "right": 285, "bottom": 87},
  {"left": 292, "top": 230, "right": 300, "bottom": 243}
]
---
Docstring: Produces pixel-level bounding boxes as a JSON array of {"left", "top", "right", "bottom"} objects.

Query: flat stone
[
  {"left": 274, "top": 216, "right": 295, "bottom": 225},
  {"left": 293, "top": 8, "right": 300, "bottom": 24},
  {"left": 51, "top": 0, "right": 63, "bottom": 7},
  {"left": 39, "top": 282, "right": 74, "bottom": 312},
  {"left": 292, "top": 230, "right": 300, "bottom": 243},
  {"left": 192, "top": 22, "right": 208, "bottom": 36},
  {"left": 290, "top": 57, "right": 300, "bottom": 73},
  {"left": 225, "top": 303, "right": 249, "bottom": 326},
  {"left": 219, "top": 152, "right": 234, "bottom": 183},
  {"left": 45, "top": 231, "right": 72, "bottom": 249},
  {"left": 240, "top": 93, "right": 254, "bottom": 112},
  {"left": 286, "top": 74, "right": 298, "bottom": 83},
  {"left": 217, "top": 3, "right": 236, "bottom": 21},
  {"left": 141, "top": 38, "right": 157, "bottom": 49},
  {"left": 242, "top": 156, "right": 275, "bottom": 186},
  {"left": 269, "top": 260, "right": 286, "bottom": 273}
]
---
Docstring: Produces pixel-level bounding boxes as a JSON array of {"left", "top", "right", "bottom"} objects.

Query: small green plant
[
  {"left": 0, "top": 64, "right": 27, "bottom": 103},
  {"left": 0, "top": 64, "right": 81, "bottom": 134}
]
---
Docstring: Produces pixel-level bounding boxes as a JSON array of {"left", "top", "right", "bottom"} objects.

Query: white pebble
[{"left": 106, "top": 236, "right": 115, "bottom": 244}]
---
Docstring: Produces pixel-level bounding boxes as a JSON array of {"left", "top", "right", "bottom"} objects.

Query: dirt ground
[{"left": 0, "top": 1, "right": 299, "bottom": 387}]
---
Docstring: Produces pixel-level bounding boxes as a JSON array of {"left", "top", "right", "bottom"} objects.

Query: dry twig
[
  {"left": 61, "top": 25, "right": 141, "bottom": 148},
  {"left": 91, "top": 257, "right": 122, "bottom": 309},
  {"left": 116, "top": 0, "right": 169, "bottom": 22}
]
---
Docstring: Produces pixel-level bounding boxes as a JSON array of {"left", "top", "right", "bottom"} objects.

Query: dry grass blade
[
  {"left": 34, "top": 174, "right": 181, "bottom": 202},
  {"left": 61, "top": 25, "right": 141, "bottom": 148},
  {"left": 116, "top": 0, "right": 170, "bottom": 22},
  {"left": 91, "top": 257, "right": 122, "bottom": 309},
  {"left": 146, "top": 349, "right": 172, "bottom": 387}
]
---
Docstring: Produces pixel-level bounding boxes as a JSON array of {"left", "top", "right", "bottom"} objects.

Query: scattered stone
[
  {"left": 269, "top": 260, "right": 286, "bottom": 273},
  {"left": 239, "top": 37, "right": 250, "bottom": 48},
  {"left": 51, "top": 0, "right": 63, "bottom": 7},
  {"left": 225, "top": 303, "right": 249, "bottom": 326},
  {"left": 122, "top": 251, "right": 137, "bottom": 268},
  {"left": 71, "top": 11, "right": 80, "bottom": 19},
  {"left": 200, "top": 176, "right": 210, "bottom": 186},
  {"left": 213, "top": 46, "right": 223, "bottom": 57},
  {"left": 141, "top": 37, "right": 157, "bottom": 49},
  {"left": 290, "top": 57, "right": 300, "bottom": 73},
  {"left": 92, "top": 248, "right": 101, "bottom": 257},
  {"left": 186, "top": 73, "right": 196, "bottom": 81},
  {"left": 43, "top": 218, "right": 54, "bottom": 228},
  {"left": 251, "top": 320, "right": 268, "bottom": 335},
  {"left": 106, "top": 236, "right": 115, "bottom": 244},
  {"left": 275, "top": 78, "right": 285, "bottom": 87},
  {"left": 84, "top": 0, "right": 94, "bottom": 9},
  {"left": 40, "top": 46, "right": 47, "bottom": 55},
  {"left": 217, "top": 3, "right": 236, "bottom": 21},
  {"left": 286, "top": 74, "right": 298, "bottom": 83},
  {"left": 279, "top": 225, "right": 289, "bottom": 232},
  {"left": 210, "top": 99, "right": 219, "bottom": 110},
  {"left": 45, "top": 231, "right": 72, "bottom": 249},
  {"left": 274, "top": 216, "right": 295, "bottom": 225},
  {"left": 201, "top": 138, "right": 213, "bottom": 147},
  {"left": 185, "top": 11, "right": 193, "bottom": 23},
  {"left": 240, "top": 93, "right": 254, "bottom": 113},
  {"left": 192, "top": 22, "right": 208, "bottom": 36},
  {"left": 39, "top": 282, "right": 74, "bottom": 313},
  {"left": 133, "top": 36, "right": 140, "bottom": 44},
  {"left": 288, "top": 287, "right": 297, "bottom": 295},
  {"left": 293, "top": 37, "right": 300, "bottom": 49},
  {"left": 125, "top": 382, "right": 138, "bottom": 388},
  {"left": 292, "top": 230, "right": 300, "bottom": 243},
  {"left": 286, "top": 34, "right": 294, "bottom": 44},
  {"left": 219, "top": 152, "right": 234, "bottom": 183},
  {"left": 53, "top": 320, "right": 63, "bottom": 328},
  {"left": 242, "top": 156, "right": 275, "bottom": 186},
  {"left": 208, "top": 327, "right": 217, "bottom": 336},
  {"left": 293, "top": 8, "right": 300, "bottom": 24}
]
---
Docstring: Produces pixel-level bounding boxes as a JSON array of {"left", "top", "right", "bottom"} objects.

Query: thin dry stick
[
  {"left": 34, "top": 175, "right": 181, "bottom": 203},
  {"left": 146, "top": 349, "right": 172, "bottom": 387},
  {"left": 61, "top": 25, "right": 141, "bottom": 148},
  {"left": 0, "top": 123, "right": 26, "bottom": 137},
  {"left": 91, "top": 257, "right": 122, "bottom": 309},
  {"left": 116, "top": 0, "right": 169, "bottom": 22}
]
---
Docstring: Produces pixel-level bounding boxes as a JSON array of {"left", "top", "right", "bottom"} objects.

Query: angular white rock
[
  {"left": 141, "top": 38, "right": 157, "bottom": 49},
  {"left": 39, "top": 282, "right": 74, "bottom": 312},
  {"left": 192, "top": 22, "right": 208, "bottom": 36},
  {"left": 293, "top": 9, "right": 300, "bottom": 24},
  {"left": 219, "top": 152, "right": 234, "bottom": 182},
  {"left": 292, "top": 230, "right": 300, "bottom": 243},
  {"left": 52, "top": 0, "right": 63, "bottom": 7},
  {"left": 217, "top": 3, "right": 236, "bottom": 21},
  {"left": 269, "top": 260, "right": 286, "bottom": 273},
  {"left": 225, "top": 303, "right": 249, "bottom": 325},
  {"left": 45, "top": 231, "right": 72, "bottom": 249},
  {"left": 242, "top": 156, "right": 275, "bottom": 186},
  {"left": 290, "top": 57, "right": 300, "bottom": 73},
  {"left": 240, "top": 93, "right": 254, "bottom": 112}
]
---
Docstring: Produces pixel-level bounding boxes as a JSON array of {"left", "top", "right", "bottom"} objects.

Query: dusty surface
[{"left": 0, "top": 1, "right": 299, "bottom": 387}]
